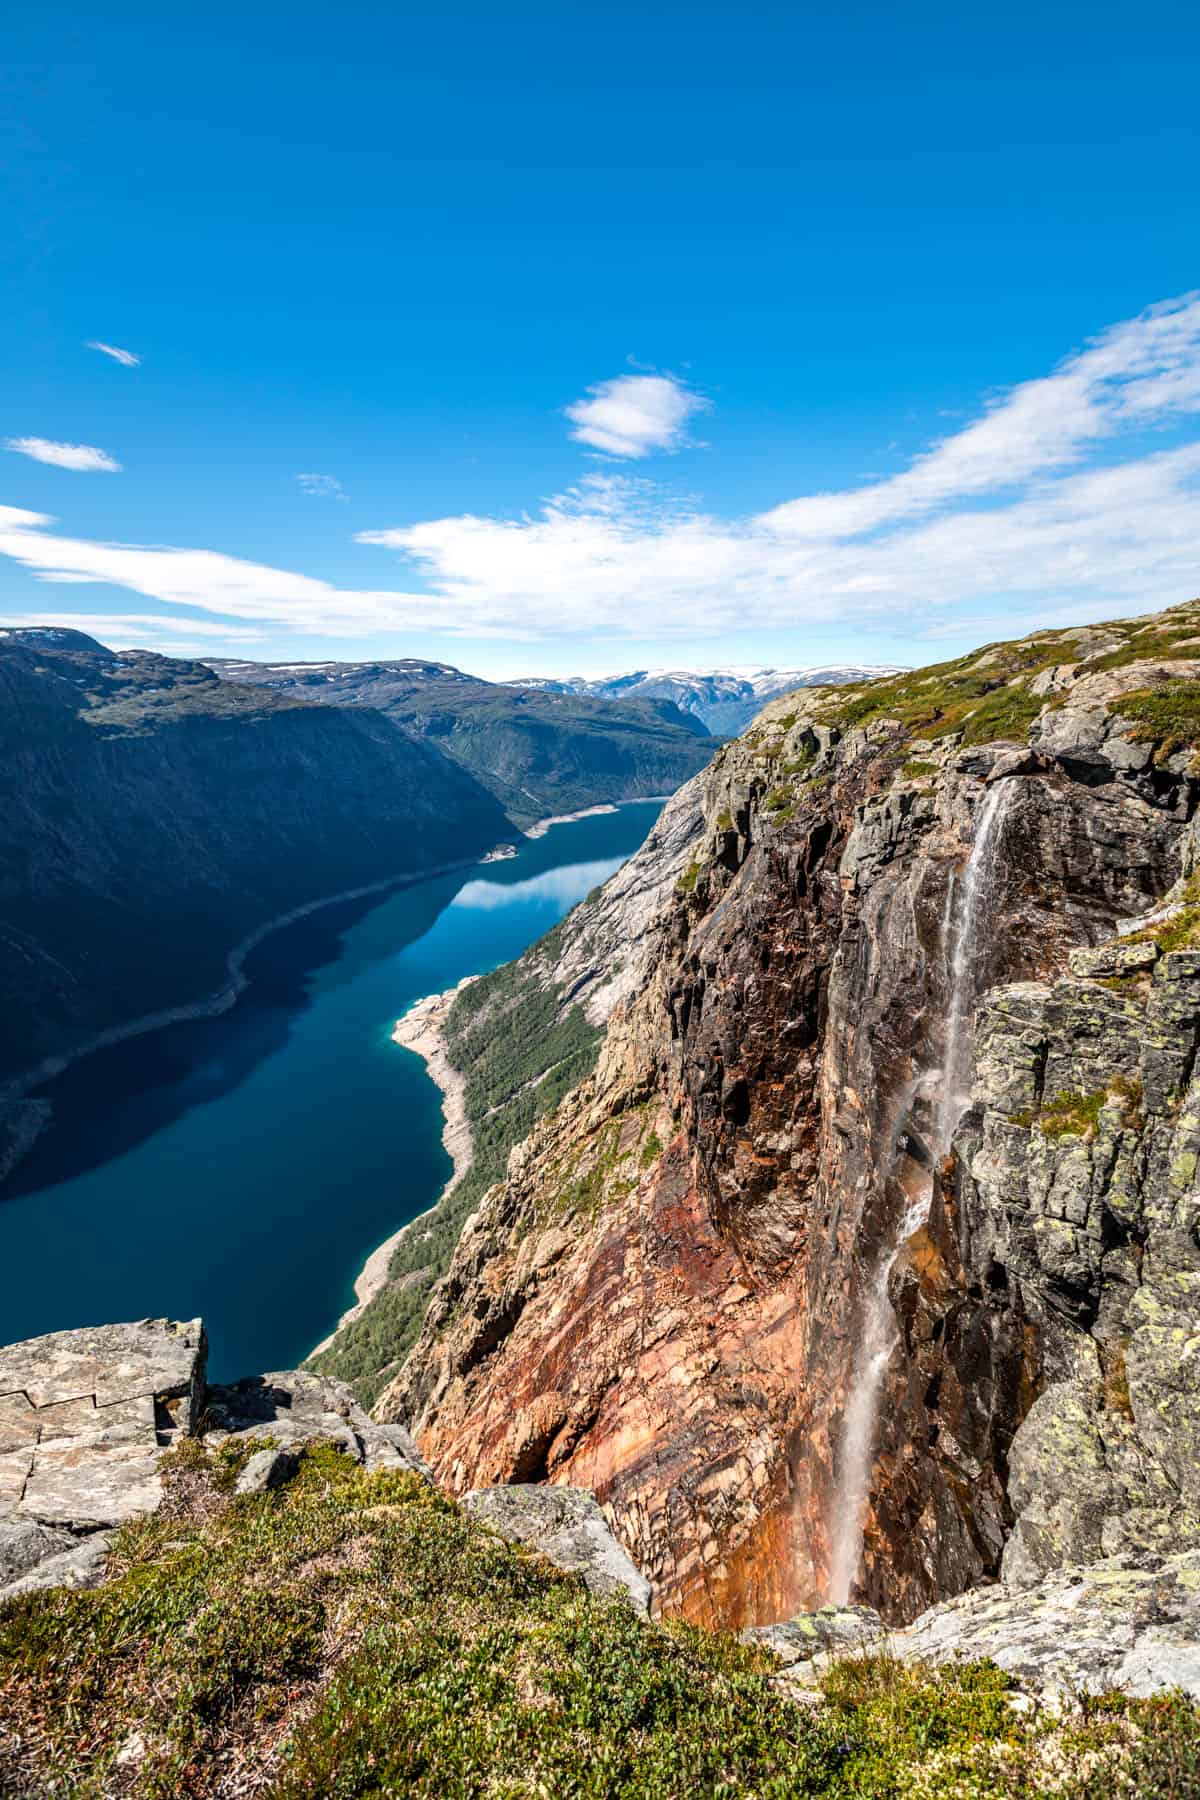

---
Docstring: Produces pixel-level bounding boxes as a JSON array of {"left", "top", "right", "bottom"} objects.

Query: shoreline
[
  {"left": 0, "top": 849, "right": 503, "bottom": 1187},
  {"left": 308, "top": 976, "right": 477, "bottom": 1359},
  {"left": 310, "top": 792, "right": 674, "bottom": 1359},
  {"left": 522, "top": 796, "right": 669, "bottom": 839}
]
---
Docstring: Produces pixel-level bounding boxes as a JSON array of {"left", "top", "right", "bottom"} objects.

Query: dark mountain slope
[
  {"left": 208, "top": 657, "right": 714, "bottom": 826},
  {"left": 0, "top": 630, "right": 512, "bottom": 1096}
]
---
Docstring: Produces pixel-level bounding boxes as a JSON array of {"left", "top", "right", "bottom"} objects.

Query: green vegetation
[
  {"left": 639, "top": 1129, "right": 663, "bottom": 1170},
  {"left": 815, "top": 649, "right": 1055, "bottom": 748},
  {"left": 309, "top": 956, "right": 600, "bottom": 1405},
  {"left": 715, "top": 809, "right": 734, "bottom": 831},
  {"left": 3, "top": 1441, "right": 1198, "bottom": 1798},
  {"left": 676, "top": 858, "right": 704, "bottom": 894},
  {"left": 764, "top": 785, "right": 797, "bottom": 821},
  {"left": 1112, "top": 680, "right": 1200, "bottom": 767},
  {"left": 1033, "top": 1089, "right": 1108, "bottom": 1140},
  {"left": 1129, "top": 873, "right": 1200, "bottom": 954},
  {"left": 902, "top": 758, "right": 938, "bottom": 780},
  {"left": 1020, "top": 1076, "right": 1144, "bottom": 1141},
  {"left": 543, "top": 1119, "right": 631, "bottom": 1223}
]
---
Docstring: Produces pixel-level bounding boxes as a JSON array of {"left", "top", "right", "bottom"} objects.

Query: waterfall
[
  {"left": 825, "top": 778, "right": 1013, "bottom": 1606},
  {"left": 932, "top": 781, "right": 1012, "bottom": 1158}
]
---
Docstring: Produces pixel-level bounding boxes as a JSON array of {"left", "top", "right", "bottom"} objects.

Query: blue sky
[{"left": 1, "top": 0, "right": 1198, "bottom": 677}]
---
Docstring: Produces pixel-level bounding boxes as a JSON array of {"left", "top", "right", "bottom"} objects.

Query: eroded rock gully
[{"left": 381, "top": 607, "right": 1200, "bottom": 1631}]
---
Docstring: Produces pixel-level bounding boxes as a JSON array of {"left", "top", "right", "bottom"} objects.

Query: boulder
[
  {"left": 0, "top": 1532, "right": 112, "bottom": 1605},
  {"left": 463, "top": 1485, "right": 653, "bottom": 1614}
]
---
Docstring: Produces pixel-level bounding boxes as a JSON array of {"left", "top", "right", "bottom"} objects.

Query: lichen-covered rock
[
  {"left": 462, "top": 1485, "right": 653, "bottom": 1614},
  {"left": 754, "top": 1551, "right": 1200, "bottom": 1699},
  {"left": 0, "top": 1531, "right": 112, "bottom": 1605}
]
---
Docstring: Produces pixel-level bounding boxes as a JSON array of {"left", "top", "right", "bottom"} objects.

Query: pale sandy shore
[
  {"left": 524, "top": 803, "right": 619, "bottom": 838},
  {"left": 309, "top": 976, "right": 478, "bottom": 1358}
]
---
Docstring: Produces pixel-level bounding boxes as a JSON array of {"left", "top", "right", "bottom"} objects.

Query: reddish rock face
[{"left": 381, "top": 626, "right": 1199, "bottom": 1628}]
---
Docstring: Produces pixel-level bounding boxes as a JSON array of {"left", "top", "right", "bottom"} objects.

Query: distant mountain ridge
[
  {"left": 207, "top": 657, "right": 713, "bottom": 826},
  {"left": 0, "top": 629, "right": 514, "bottom": 1122},
  {"left": 511, "top": 665, "right": 908, "bottom": 735}
]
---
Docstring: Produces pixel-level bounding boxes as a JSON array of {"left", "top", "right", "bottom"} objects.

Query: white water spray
[{"left": 825, "top": 780, "right": 1013, "bottom": 1605}]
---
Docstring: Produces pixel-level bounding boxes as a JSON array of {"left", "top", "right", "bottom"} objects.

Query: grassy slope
[{"left": 2, "top": 1442, "right": 1197, "bottom": 1799}]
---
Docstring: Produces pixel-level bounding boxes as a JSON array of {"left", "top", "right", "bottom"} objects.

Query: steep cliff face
[
  {"left": 384, "top": 601, "right": 1200, "bottom": 1630},
  {"left": 0, "top": 630, "right": 512, "bottom": 1097}
]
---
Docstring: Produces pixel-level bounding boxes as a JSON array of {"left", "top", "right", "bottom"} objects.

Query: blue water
[{"left": 0, "top": 802, "right": 662, "bottom": 1380}]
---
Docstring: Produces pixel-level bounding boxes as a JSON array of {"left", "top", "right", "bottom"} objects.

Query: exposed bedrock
[{"left": 384, "top": 608, "right": 1200, "bottom": 1628}]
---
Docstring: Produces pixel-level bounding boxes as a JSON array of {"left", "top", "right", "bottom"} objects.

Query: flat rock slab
[
  {"left": 0, "top": 1318, "right": 206, "bottom": 1443},
  {"left": 0, "top": 1318, "right": 205, "bottom": 1532},
  {"left": 19, "top": 1436, "right": 165, "bottom": 1530},
  {"left": 463, "top": 1485, "right": 653, "bottom": 1615}
]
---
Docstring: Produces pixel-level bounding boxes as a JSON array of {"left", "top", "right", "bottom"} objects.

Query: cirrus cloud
[
  {"left": 5, "top": 438, "right": 122, "bottom": 473},
  {"left": 86, "top": 341, "right": 140, "bottom": 368}
]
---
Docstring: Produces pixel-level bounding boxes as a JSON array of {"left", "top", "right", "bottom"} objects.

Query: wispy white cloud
[
  {"left": 565, "top": 372, "right": 708, "bottom": 458},
  {"left": 86, "top": 341, "right": 140, "bottom": 368},
  {"left": 5, "top": 438, "right": 122, "bottom": 473},
  {"left": 296, "top": 472, "right": 347, "bottom": 500},
  {"left": 1, "top": 294, "right": 1198, "bottom": 651},
  {"left": 0, "top": 611, "right": 269, "bottom": 652},
  {"left": 0, "top": 506, "right": 440, "bottom": 638}
]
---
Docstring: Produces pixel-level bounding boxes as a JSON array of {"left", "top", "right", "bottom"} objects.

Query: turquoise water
[{"left": 0, "top": 801, "right": 662, "bottom": 1380}]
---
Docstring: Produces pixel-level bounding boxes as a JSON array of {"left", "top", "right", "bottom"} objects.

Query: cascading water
[{"left": 825, "top": 779, "right": 1014, "bottom": 1605}]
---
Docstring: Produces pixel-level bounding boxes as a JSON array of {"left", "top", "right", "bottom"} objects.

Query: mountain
[
  {"left": 0, "top": 629, "right": 513, "bottom": 1164},
  {"left": 340, "top": 599, "right": 1200, "bottom": 1638},
  {"left": 7, "top": 606, "right": 1200, "bottom": 1785},
  {"left": 511, "top": 665, "right": 907, "bottom": 735},
  {"left": 207, "top": 657, "right": 714, "bottom": 826}
]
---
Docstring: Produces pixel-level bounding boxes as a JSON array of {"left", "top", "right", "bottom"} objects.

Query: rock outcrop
[
  {"left": 383, "top": 600, "right": 1200, "bottom": 1631},
  {"left": 0, "top": 1317, "right": 441, "bottom": 1604},
  {"left": 462, "top": 1485, "right": 653, "bottom": 1614},
  {"left": 749, "top": 1549, "right": 1200, "bottom": 1699},
  {"left": 0, "top": 1318, "right": 654, "bottom": 1621}
]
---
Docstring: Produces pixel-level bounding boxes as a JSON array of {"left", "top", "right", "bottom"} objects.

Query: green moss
[
  {"left": 764, "top": 785, "right": 797, "bottom": 821},
  {"left": 676, "top": 859, "right": 703, "bottom": 894},
  {"left": 1111, "top": 680, "right": 1200, "bottom": 765},
  {"left": 902, "top": 759, "right": 937, "bottom": 780},
  {"left": 715, "top": 810, "right": 734, "bottom": 831},
  {"left": 6, "top": 1441, "right": 1196, "bottom": 1798},
  {"left": 1036, "top": 1088, "right": 1107, "bottom": 1140},
  {"left": 639, "top": 1130, "right": 663, "bottom": 1170},
  {"left": 1128, "top": 873, "right": 1200, "bottom": 953}
]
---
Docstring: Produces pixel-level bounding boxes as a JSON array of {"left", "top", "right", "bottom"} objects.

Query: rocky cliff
[
  {"left": 382, "top": 599, "right": 1200, "bottom": 1632},
  {"left": 0, "top": 628, "right": 515, "bottom": 1168}
]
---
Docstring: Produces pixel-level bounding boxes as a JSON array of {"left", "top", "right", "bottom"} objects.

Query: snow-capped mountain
[{"left": 512, "top": 665, "right": 906, "bottom": 736}]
